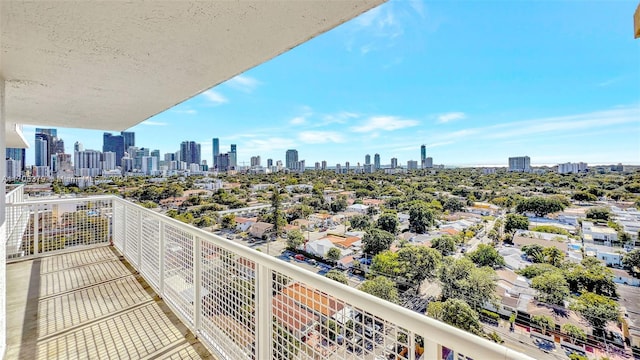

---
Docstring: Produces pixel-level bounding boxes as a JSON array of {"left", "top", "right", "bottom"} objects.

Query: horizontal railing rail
[{"left": 5, "top": 194, "right": 534, "bottom": 360}]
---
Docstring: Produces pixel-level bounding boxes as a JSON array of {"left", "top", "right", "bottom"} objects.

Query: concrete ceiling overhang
[{"left": 0, "top": 0, "right": 385, "bottom": 143}]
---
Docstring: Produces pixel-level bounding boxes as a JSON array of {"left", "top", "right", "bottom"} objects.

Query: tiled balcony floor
[{"left": 6, "top": 246, "right": 214, "bottom": 359}]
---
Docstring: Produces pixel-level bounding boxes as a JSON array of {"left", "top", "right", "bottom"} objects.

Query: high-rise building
[
  {"left": 420, "top": 144, "right": 426, "bottom": 168},
  {"left": 35, "top": 137, "right": 48, "bottom": 167},
  {"left": 321, "top": 160, "right": 327, "bottom": 170},
  {"left": 374, "top": 153, "right": 381, "bottom": 170},
  {"left": 229, "top": 144, "right": 237, "bottom": 169},
  {"left": 425, "top": 157, "right": 433, "bottom": 168},
  {"left": 6, "top": 158, "right": 21, "bottom": 179},
  {"left": 121, "top": 131, "right": 135, "bottom": 150},
  {"left": 345, "top": 161, "right": 350, "bottom": 172},
  {"left": 102, "top": 152, "right": 117, "bottom": 171},
  {"left": 267, "top": 158, "right": 273, "bottom": 167},
  {"left": 151, "top": 149, "right": 160, "bottom": 164},
  {"left": 6, "top": 148, "right": 26, "bottom": 171},
  {"left": 508, "top": 156, "right": 531, "bottom": 172},
  {"left": 314, "top": 162, "right": 321, "bottom": 171},
  {"left": 391, "top": 157, "right": 398, "bottom": 169},
  {"left": 250, "top": 156, "right": 261, "bottom": 167},
  {"left": 36, "top": 128, "right": 64, "bottom": 170},
  {"left": 557, "top": 162, "right": 588, "bottom": 174},
  {"left": 74, "top": 150, "right": 102, "bottom": 176},
  {"left": 365, "top": 154, "right": 371, "bottom": 165},
  {"left": 103, "top": 133, "right": 125, "bottom": 166},
  {"left": 212, "top": 138, "right": 220, "bottom": 168},
  {"left": 141, "top": 156, "right": 158, "bottom": 175},
  {"left": 335, "top": 163, "right": 341, "bottom": 174},
  {"left": 285, "top": 149, "right": 298, "bottom": 170},
  {"left": 164, "top": 153, "right": 175, "bottom": 162},
  {"left": 180, "top": 141, "right": 201, "bottom": 165},
  {"left": 74, "top": 141, "right": 84, "bottom": 152},
  {"left": 407, "top": 160, "right": 418, "bottom": 170}
]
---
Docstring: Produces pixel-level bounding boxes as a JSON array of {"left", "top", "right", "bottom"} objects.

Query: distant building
[
  {"left": 407, "top": 160, "right": 418, "bottom": 170},
  {"left": 420, "top": 144, "right": 426, "bottom": 168},
  {"left": 6, "top": 148, "right": 25, "bottom": 171},
  {"left": 267, "top": 158, "right": 273, "bottom": 167},
  {"left": 103, "top": 132, "right": 125, "bottom": 166},
  {"left": 482, "top": 167, "right": 497, "bottom": 175},
  {"left": 558, "top": 162, "right": 587, "bottom": 174},
  {"left": 365, "top": 154, "right": 371, "bottom": 165},
  {"left": 425, "top": 157, "right": 433, "bottom": 168},
  {"left": 180, "top": 141, "right": 201, "bottom": 166},
  {"left": 508, "top": 156, "right": 531, "bottom": 172},
  {"left": 286, "top": 149, "right": 298, "bottom": 170},
  {"left": 121, "top": 131, "right": 135, "bottom": 150},
  {"left": 374, "top": 153, "right": 381, "bottom": 170},
  {"left": 321, "top": 160, "right": 327, "bottom": 170},
  {"left": 229, "top": 144, "right": 237, "bottom": 169},
  {"left": 391, "top": 157, "right": 398, "bottom": 169},
  {"left": 250, "top": 156, "right": 261, "bottom": 167},
  {"left": 212, "top": 138, "right": 220, "bottom": 168}
]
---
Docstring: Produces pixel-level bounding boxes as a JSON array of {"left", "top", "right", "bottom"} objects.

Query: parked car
[{"left": 294, "top": 254, "right": 305, "bottom": 261}]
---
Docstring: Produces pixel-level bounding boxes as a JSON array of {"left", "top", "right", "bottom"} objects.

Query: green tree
[
  {"left": 516, "top": 197, "right": 566, "bottom": 217},
  {"left": 350, "top": 215, "right": 371, "bottom": 230},
  {"left": 586, "top": 207, "right": 611, "bottom": 222},
  {"left": 467, "top": 244, "right": 505, "bottom": 268},
  {"left": 561, "top": 324, "right": 586, "bottom": 344},
  {"left": 623, "top": 249, "right": 640, "bottom": 275},
  {"left": 271, "top": 188, "right": 284, "bottom": 236},
  {"left": 531, "top": 315, "right": 555, "bottom": 336},
  {"left": 517, "top": 263, "right": 560, "bottom": 278},
  {"left": 521, "top": 244, "right": 545, "bottom": 263},
  {"left": 408, "top": 202, "right": 435, "bottom": 234},
  {"left": 330, "top": 195, "right": 348, "bottom": 213},
  {"left": 504, "top": 214, "right": 529, "bottom": 234},
  {"left": 431, "top": 235, "right": 456, "bottom": 256},
  {"left": 363, "top": 228, "right": 395, "bottom": 256},
  {"left": 194, "top": 216, "right": 212, "bottom": 228},
  {"left": 326, "top": 247, "right": 342, "bottom": 262},
  {"left": 371, "top": 251, "right": 400, "bottom": 277},
  {"left": 443, "top": 198, "right": 465, "bottom": 213},
  {"left": 542, "top": 246, "right": 566, "bottom": 267},
  {"left": 221, "top": 213, "right": 236, "bottom": 229},
  {"left": 325, "top": 270, "right": 348, "bottom": 285},
  {"left": 397, "top": 246, "right": 442, "bottom": 286},
  {"left": 439, "top": 257, "right": 497, "bottom": 309},
  {"left": 273, "top": 322, "right": 299, "bottom": 360},
  {"left": 531, "top": 271, "right": 570, "bottom": 305},
  {"left": 286, "top": 229, "right": 305, "bottom": 250},
  {"left": 570, "top": 292, "right": 619, "bottom": 332},
  {"left": 360, "top": 276, "right": 399, "bottom": 303},
  {"left": 427, "top": 299, "right": 482, "bottom": 335},
  {"left": 377, "top": 211, "right": 399, "bottom": 234},
  {"left": 572, "top": 191, "right": 598, "bottom": 202}
]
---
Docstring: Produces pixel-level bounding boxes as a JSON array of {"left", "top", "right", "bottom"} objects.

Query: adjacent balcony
[{"left": 3, "top": 190, "right": 532, "bottom": 360}]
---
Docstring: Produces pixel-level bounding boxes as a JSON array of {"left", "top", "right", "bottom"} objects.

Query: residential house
[
  {"left": 235, "top": 217, "right": 257, "bottom": 232},
  {"left": 248, "top": 221, "right": 274, "bottom": 239},
  {"left": 512, "top": 230, "right": 569, "bottom": 252},
  {"left": 305, "top": 239, "right": 336, "bottom": 258},
  {"left": 362, "top": 198, "right": 384, "bottom": 209},
  {"left": 582, "top": 221, "right": 618, "bottom": 243},
  {"left": 611, "top": 268, "right": 640, "bottom": 287},
  {"left": 308, "top": 213, "right": 332, "bottom": 227},
  {"left": 346, "top": 204, "right": 369, "bottom": 214},
  {"left": 273, "top": 294, "right": 319, "bottom": 339},
  {"left": 281, "top": 283, "right": 345, "bottom": 320},
  {"left": 336, "top": 256, "right": 355, "bottom": 270}
]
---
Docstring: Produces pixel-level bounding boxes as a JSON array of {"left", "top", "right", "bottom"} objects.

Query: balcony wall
[{"left": 5, "top": 195, "right": 533, "bottom": 360}]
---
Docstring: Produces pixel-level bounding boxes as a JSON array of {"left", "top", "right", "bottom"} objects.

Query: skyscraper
[
  {"left": 267, "top": 158, "right": 273, "bottom": 167},
  {"left": 374, "top": 153, "right": 381, "bottom": 170},
  {"left": 285, "top": 149, "right": 298, "bottom": 170},
  {"left": 229, "top": 144, "right": 237, "bottom": 169},
  {"left": 74, "top": 141, "right": 84, "bottom": 152},
  {"left": 34, "top": 136, "right": 48, "bottom": 167},
  {"left": 212, "top": 138, "right": 220, "bottom": 168},
  {"left": 365, "top": 154, "right": 371, "bottom": 165},
  {"left": 180, "top": 141, "right": 201, "bottom": 165},
  {"left": 6, "top": 148, "right": 26, "bottom": 171},
  {"left": 420, "top": 144, "right": 426, "bottom": 168},
  {"left": 121, "top": 131, "right": 135, "bottom": 150},
  {"left": 103, "top": 132, "right": 125, "bottom": 166},
  {"left": 391, "top": 157, "right": 398, "bottom": 169},
  {"left": 508, "top": 156, "right": 531, "bottom": 172}
]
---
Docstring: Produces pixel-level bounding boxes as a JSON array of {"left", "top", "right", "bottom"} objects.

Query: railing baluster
[
  {"left": 256, "top": 263, "right": 272, "bottom": 360},
  {"left": 194, "top": 236, "right": 202, "bottom": 335},
  {"left": 33, "top": 204, "right": 38, "bottom": 256},
  {"left": 159, "top": 221, "right": 165, "bottom": 298}
]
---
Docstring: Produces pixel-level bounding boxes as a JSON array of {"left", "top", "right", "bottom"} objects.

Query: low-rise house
[
  {"left": 291, "top": 218, "right": 312, "bottom": 230},
  {"left": 582, "top": 221, "right": 618, "bottom": 243},
  {"left": 611, "top": 268, "right": 640, "bottom": 287},
  {"left": 281, "top": 283, "right": 345, "bottom": 320},
  {"left": 248, "top": 221, "right": 274, "bottom": 239},
  {"left": 336, "top": 255, "right": 355, "bottom": 270},
  {"left": 584, "top": 245, "right": 625, "bottom": 267},
  {"left": 346, "top": 204, "right": 369, "bottom": 214},
  {"left": 273, "top": 294, "right": 319, "bottom": 339},
  {"left": 235, "top": 217, "right": 257, "bottom": 232},
  {"left": 512, "top": 232, "right": 569, "bottom": 252},
  {"left": 305, "top": 239, "right": 336, "bottom": 258},
  {"left": 308, "top": 213, "right": 332, "bottom": 227},
  {"left": 362, "top": 198, "right": 384, "bottom": 208}
]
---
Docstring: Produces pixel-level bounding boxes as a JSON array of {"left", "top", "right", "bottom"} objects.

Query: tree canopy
[
  {"left": 360, "top": 276, "right": 399, "bottom": 303},
  {"left": 531, "top": 271, "right": 570, "bottom": 305},
  {"left": 427, "top": 298, "right": 482, "bottom": 335},
  {"left": 363, "top": 229, "right": 395, "bottom": 256},
  {"left": 467, "top": 244, "right": 505, "bottom": 268},
  {"left": 439, "top": 257, "right": 497, "bottom": 310},
  {"left": 570, "top": 292, "right": 619, "bottom": 331},
  {"left": 515, "top": 197, "right": 567, "bottom": 217},
  {"left": 431, "top": 235, "right": 456, "bottom": 256},
  {"left": 504, "top": 214, "right": 529, "bottom": 234},
  {"left": 377, "top": 211, "right": 399, "bottom": 234},
  {"left": 408, "top": 202, "right": 435, "bottom": 234}
]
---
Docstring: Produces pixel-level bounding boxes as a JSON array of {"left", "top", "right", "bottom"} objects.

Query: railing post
[
  {"left": 256, "top": 263, "right": 271, "bottom": 360},
  {"left": 33, "top": 204, "right": 39, "bottom": 255},
  {"left": 423, "top": 338, "right": 440, "bottom": 360},
  {"left": 121, "top": 201, "right": 127, "bottom": 256},
  {"left": 159, "top": 221, "right": 165, "bottom": 298},
  {"left": 137, "top": 209, "right": 142, "bottom": 267},
  {"left": 193, "top": 236, "right": 202, "bottom": 334},
  {"left": 409, "top": 332, "right": 415, "bottom": 360}
]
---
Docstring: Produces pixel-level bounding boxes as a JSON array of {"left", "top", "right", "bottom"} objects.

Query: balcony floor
[{"left": 6, "top": 246, "right": 214, "bottom": 359}]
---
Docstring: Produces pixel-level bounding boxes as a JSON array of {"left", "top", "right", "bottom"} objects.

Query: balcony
[{"left": 2, "top": 190, "right": 532, "bottom": 360}]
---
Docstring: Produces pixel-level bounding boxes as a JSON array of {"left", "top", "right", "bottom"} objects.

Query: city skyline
[{"left": 16, "top": 0, "right": 640, "bottom": 167}]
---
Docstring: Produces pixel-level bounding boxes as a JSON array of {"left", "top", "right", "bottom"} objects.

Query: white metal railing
[
  {"left": 5, "top": 195, "right": 534, "bottom": 360},
  {"left": 5, "top": 184, "right": 25, "bottom": 204},
  {"left": 5, "top": 196, "right": 113, "bottom": 260}
]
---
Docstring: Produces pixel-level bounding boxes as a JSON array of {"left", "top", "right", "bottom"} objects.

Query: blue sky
[{"left": 23, "top": 0, "right": 640, "bottom": 167}]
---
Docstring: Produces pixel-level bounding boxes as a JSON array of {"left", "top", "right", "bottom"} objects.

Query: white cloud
[
  {"left": 225, "top": 75, "right": 260, "bottom": 93},
  {"left": 201, "top": 90, "right": 228, "bottom": 105},
  {"left": 315, "top": 111, "right": 359, "bottom": 127},
  {"left": 141, "top": 120, "right": 168, "bottom": 126},
  {"left": 298, "top": 131, "right": 345, "bottom": 144},
  {"left": 437, "top": 112, "right": 466, "bottom": 123},
  {"left": 347, "top": 4, "right": 404, "bottom": 54},
  {"left": 242, "top": 137, "right": 297, "bottom": 153},
  {"left": 289, "top": 116, "right": 306, "bottom": 125},
  {"left": 350, "top": 116, "right": 419, "bottom": 133}
]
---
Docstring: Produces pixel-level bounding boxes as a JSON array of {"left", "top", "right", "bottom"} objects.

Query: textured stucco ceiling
[{"left": 1, "top": 0, "right": 384, "bottom": 138}]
